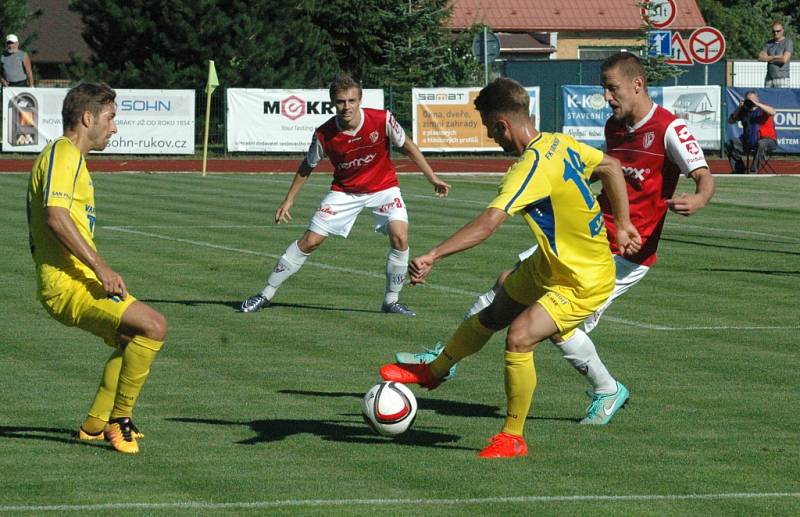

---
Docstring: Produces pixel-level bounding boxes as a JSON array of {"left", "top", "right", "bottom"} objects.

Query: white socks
[
  {"left": 553, "top": 328, "right": 617, "bottom": 394},
  {"left": 465, "top": 287, "right": 496, "bottom": 319},
  {"left": 384, "top": 247, "right": 409, "bottom": 305},
  {"left": 261, "top": 240, "right": 308, "bottom": 299}
]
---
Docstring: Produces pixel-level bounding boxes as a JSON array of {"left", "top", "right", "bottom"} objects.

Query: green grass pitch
[{"left": 0, "top": 171, "right": 798, "bottom": 515}]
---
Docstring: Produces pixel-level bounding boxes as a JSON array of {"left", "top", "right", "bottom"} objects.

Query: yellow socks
[
  {"left": 82, "top": 349, "right": 124, "bottom": 433},
  {"left": 429, "top": 315, "right": 495, "bottom": 379},
  {"left": 501, "top": 350, "right": 536, "bottom": 437},
  {"left": 109, "top": 335, "right": 163, "bottom": 420}
]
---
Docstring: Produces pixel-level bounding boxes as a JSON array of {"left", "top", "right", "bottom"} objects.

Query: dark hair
[
  {"left": 473, "top": 77, "right": 530, "bottom": 118},
  {"left": 329, "top": 75, "right": 362, "bottom": 100},
  {"left": 602, "top": 52, "right": 647, "bottom": 85},
  {"left": 61, "top": 83, "right": 116, "bottom": 131}
]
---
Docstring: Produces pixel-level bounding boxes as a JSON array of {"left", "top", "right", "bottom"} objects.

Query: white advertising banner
[
  {"left": 2, "top": 88, "right": 195, "bottom": 154},
  {"left": 226, "top": 89, "right": 384, "bottom": 152},
  {"left": 412, "top": 87, "right": 540, "bottom": 152}
]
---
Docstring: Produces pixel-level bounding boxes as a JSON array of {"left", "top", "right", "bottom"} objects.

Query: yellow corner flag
[
  {"left": 206, "top": 60, "right": 219, "bottom": 95},
  {"left": 202, "top": 60, "right": 219, "bottom": 176}
]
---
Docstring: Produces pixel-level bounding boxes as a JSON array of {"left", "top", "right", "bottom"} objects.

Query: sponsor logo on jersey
[
  {"left": 348, "top": 136, "right": 362, "bottom": 143},
  {"left": 685, "top": 141, "right": 701, "bottom": 156},
  {"left": 369, "top": 130, "right": 379, "bottom": 143},
  {"left": 337, "top": 153, "right": 377, "bottom": 170},
  {"left": 674, "top": 124, "right": 696, "bottom": 143},
  {"left": 643, "top": 131, "right": 655, "bottom": 149},
  {"left": 622, "top": 166, "right": 649, "bottom": 183}
]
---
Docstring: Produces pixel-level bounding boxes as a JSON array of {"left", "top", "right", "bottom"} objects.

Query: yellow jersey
[
  {"left": 27, "top": 137, "right": 97, "bottom": 295},
  {"left": 488, "top": 132, "right": 614, "bottom": 295}
]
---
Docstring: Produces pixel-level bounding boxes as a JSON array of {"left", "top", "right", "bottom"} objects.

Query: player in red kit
[
  {"left": 241, "top": 75, "right": 450, "bottom": 315},
  {"left": 395, "top": 52, "right": 715, "bottom": 424}
]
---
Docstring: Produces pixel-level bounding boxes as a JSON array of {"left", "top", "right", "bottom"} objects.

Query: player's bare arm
[
  {"left": 400, "top": 137, "right": 450, "bottom": 197},
  {"left": 275, "top": 160, "right": 314, "bottom": 224},
  {"left": 410, "top": 208, "right": 506, "bottom": 284},
  {"left": 667, "top": 166, "right": 715, "bottom": 217},
  {"left": 45, "top": 206, "right": 128, "bottom": 298},
  {"left": 593, "top": 154, "right": 641, "bottom": 256}
]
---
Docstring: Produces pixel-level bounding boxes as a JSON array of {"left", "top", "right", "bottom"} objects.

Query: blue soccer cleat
[
  {"left": 580, "top": 381, "right": 629, "bottom": 425},
  {"left": 394, "top": 342, "right": 457, "bottom": 380}
]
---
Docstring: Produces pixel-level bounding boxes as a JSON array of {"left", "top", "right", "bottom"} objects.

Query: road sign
[
  {"left": 689, "top": 26, "right": 726, "bottom": 65},
  {"left": 641, "top": 0, "right": 676, "bottom": 29},
  {"left": 666, "top": 32, "right": 692, "bottom": 65},
  {"left": 472, "top": 31, "right": 501, "bottom": 62},
  {"left": 648, "top": 30, "right": 672, "bottom": 57}
]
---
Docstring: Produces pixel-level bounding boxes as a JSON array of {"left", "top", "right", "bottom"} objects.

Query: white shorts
[
  {"left": 308, "top": 187, "right": 408, "bottom": 238},
  {"left": 582, "top": 255, "right": 649, "bottom": 333}
]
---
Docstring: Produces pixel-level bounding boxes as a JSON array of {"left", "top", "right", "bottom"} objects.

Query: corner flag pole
[{"left": 202, "top": 60, "right": 219, "bottom": 177}]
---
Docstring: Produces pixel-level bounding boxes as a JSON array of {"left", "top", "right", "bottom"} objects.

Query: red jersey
[
  {"left": 600, "top": 104, "right": 708, "bottom": 266},
  {"left": 306, "top": 108, "right": 405, "bottom": 194}
]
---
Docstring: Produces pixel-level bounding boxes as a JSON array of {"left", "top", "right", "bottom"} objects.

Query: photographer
[{"left": 726, "top": 91, "right": 777, "bottom": 174}]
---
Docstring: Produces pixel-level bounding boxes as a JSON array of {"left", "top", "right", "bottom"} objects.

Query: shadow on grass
[
  {"left": 0, "top": 425, "right": 107, "bottom": 449},
  {"left": 279, "top": 389, "right": 504, "bottom": 418},
  {"left": 662, "top": 237, "right": 800, "bottom": 257},
  {"left": 139, "top": 299, "right": 381, "bottom": 314},
  {"left": 166, "top": 417, "right": 473, "bottom": 450},
  {"left": 702, "top": 267, "right": 800, "bottom": 277}
]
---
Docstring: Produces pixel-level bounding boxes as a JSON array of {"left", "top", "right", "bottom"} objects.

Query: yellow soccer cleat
[
  {"left": 77, "top": 420, "right": 144, "bottom": 441},
  {"left": 76, "top": 427, "right": 105, "bottom": 441},
  {"left": 104, "top": 417, "right": 140, "bottom": 454}
]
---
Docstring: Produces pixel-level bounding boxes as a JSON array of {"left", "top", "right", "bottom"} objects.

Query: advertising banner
[
  {"left": 561, "top": 85, "right": 720, "bottom": 149},
  {"left": 412, "top": 87, "right": 540, "bottom": 152},
  {"left": 2, "top": 88, "right": 195, "bottom": 154},
  {"left": 725, "top": 87, "right": 800, "bottom": 153},
  {"left": 226, "top": 89, "right": 384, "bottom": 152}
]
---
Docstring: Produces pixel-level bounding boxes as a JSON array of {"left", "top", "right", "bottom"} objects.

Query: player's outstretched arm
[
  {"left": 409, "top": 208, "right": 506, "bottom": 284},
  {"left": 275, "top": 160, "right": 314, "bottom": 224},
  {"left": 667, "top": 166, "right": 715, "bottom": 217},
  {"left": 400, "top": 137, "right": 450, "bottom": 197},
  {"left": 594, "top": 154, "right": 641, "bottom": 256},
  {"left": 45, "top": 207, "right": 128, "bottom": 298}
]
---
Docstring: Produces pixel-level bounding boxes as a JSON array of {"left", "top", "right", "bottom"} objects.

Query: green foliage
[
  {"left": 636, "top": 1, "right": 684, "bottom": 85},
  {"left": 66, "top": 0, "right": 341, "bottom": 89},
  {"left": 0, "top": 0, "right": 41, "bottom": 47},
  {"left": 697, "top": 0, "right": 794, "bottom": 59},
  {"left": 64, "top": 0, "right": 479, "bottom": 106}
]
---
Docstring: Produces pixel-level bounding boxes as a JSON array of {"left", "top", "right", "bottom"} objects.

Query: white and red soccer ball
[{"left": 361, "top": 381, "right": 417, "bottom": 436}]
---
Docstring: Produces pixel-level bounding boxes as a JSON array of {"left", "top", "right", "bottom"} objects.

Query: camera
[{"left": 743, "top": 98, "right": 755, "bottom": 109}]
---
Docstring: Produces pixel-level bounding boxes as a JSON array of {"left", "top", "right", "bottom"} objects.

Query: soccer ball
[{"left": 361, "top": 381, "right": 417, "bottom": 437}]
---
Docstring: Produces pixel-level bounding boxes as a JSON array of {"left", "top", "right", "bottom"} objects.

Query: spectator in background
[
  {"left": 1, "top": 34, "right": 34, "bottom": 87},
  {"left": 758, "top": 22, "right": 793, "bottom": 88},
  {"left": 726, "top": 91, "right": 777, "bottom": 174}
]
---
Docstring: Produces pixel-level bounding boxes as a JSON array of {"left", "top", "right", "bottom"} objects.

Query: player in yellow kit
[
  {"left": 380, "top": 78, "right": 641, "bottom": 458},
  {"left": 27, "top": 83, "right": 167, "bottom": 454}
]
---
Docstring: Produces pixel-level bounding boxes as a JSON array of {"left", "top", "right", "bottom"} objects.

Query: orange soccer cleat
[
  {"left": 379, "top": 362, "right": 443, "bottom": 390},
  {"left": 477, "top": 432, "right": 528, "bottom": 459}
]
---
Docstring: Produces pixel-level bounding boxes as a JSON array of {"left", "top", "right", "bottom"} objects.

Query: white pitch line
[
  {"left": 104, "top": 226, "right": 477, "bottom": 298},
  {"left": 664, "top": 222, "right": 800, "bottom": 243},
  {"left": 1, "top": 492, "right": 798, "bottom": 512},
  {"left": 103, "top": 227, "right": 796, "bottom": 332},
  {"left": 602, "top": 316, "right": 800, "bottom": 331}
]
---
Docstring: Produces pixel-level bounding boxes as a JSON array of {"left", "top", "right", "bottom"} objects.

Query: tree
[
  {"left": 1, "top": 0, "right": 41, "bottom": 48},
  {"left": 696, "top": 0, "right": 794, "bottom": 59},
  {"left": 66, "top": 0, "right": 341, "bottom": 89}
]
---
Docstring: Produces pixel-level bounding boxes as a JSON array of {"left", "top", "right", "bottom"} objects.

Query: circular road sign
[
  {"left": 472, "top": 31, "right": 501, "bottom": 62},
  {"left": 689, "top": 26, "right": 726, "bottom": 65},
  {"left": 641, "top": 0, "right": 677, "bottom": 29}
]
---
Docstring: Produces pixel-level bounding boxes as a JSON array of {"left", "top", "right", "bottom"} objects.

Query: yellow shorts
[
  {"left": 39, "top": 268, "right": 137, "bottom": 347},
  {"left": 503, "top": 256, "right": 613, "bottom": 337}
]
